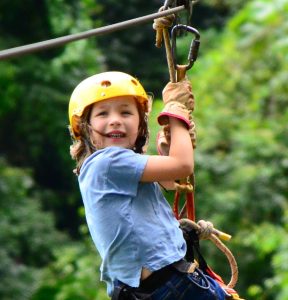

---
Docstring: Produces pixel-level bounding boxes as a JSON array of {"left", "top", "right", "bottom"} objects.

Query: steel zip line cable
[{"left": 0, "top": 5, "right": 186, "bottom": 61}]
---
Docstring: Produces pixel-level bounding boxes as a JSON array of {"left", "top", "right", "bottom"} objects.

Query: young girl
[{"left": 69, "top": 71, "right": 227, "bottom": 300}]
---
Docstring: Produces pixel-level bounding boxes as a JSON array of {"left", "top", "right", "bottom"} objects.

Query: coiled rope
[{"left": 179, "top": 218, "right": 238, "bottom": 289}]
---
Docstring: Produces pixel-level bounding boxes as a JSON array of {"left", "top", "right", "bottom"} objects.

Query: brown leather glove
[{"left": 158, "top": 79, "right": 195, "bottom": 128}]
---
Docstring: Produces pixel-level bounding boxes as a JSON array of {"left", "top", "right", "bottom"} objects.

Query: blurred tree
[
  {"left": 31, "top": 238, "right": 109, "bottom": 300},
  {"left": 0, "top": 0, "right": 104, "bottom": 236},
  {"left": 0, "top": 159, "right": 66, "bottom": 300}
]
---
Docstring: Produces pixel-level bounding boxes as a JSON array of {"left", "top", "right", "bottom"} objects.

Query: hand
[
  {"left": 162, "top": 79, "right": 194, "bottom": 110},
  {"left": 158, "top": 79, "right": 195, "bottom": 127}
]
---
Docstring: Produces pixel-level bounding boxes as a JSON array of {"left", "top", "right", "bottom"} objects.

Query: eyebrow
[{"left": 96, "top": 103, "right": 131, "bottom": 109}]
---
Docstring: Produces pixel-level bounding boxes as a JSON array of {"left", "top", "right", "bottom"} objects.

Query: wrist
[
  {"left": 169, "top": 116, "right": 187, "bottom": 127},
  {"left": 158, "top": 102, "right": 191, "bottom": 128}
]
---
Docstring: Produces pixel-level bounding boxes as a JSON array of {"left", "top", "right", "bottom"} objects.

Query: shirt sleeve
[{"left": 106, "top": 147, "right": 148, "bottom": 197}]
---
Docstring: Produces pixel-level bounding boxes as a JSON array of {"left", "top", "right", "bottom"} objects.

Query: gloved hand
[
  {"left": 158, "top": 78, "right": 195, "bottom": 128},
  {"left": 157, "top": 120, "right": 196, "bottom": 156}
]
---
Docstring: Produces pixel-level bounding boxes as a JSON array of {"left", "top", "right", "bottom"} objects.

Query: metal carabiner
[{"left": 171, "top": 24, "right": 200, "bottom": 71}]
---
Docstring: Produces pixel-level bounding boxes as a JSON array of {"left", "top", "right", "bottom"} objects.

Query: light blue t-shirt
[{"left": 78, "top": 147, "right": 186, "bottom": 296}]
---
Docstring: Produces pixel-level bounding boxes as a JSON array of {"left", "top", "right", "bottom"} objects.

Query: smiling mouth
[{"left": 106, "top": 133, "right": 125, "bottom": 138}]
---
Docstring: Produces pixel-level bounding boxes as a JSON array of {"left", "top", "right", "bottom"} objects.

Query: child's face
[{"left": 89, "top": 96, "right": 140, "bottom": 150}]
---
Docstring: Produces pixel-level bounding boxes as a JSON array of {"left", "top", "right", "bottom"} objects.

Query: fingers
[{"left": 162, "top": 80, "right": 194, "bottom": 103}]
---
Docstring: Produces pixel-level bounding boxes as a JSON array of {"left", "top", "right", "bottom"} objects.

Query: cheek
[
  {"left": 89, "top": 120, "right": 104, "bottom": 140},
  {"left": 132, "top": 117, "right": 140, "bottom": 133},
  {"left": 135, "top": 113, "right": 140, "bottom": 127},
  {"left": 90, "top": 119, "right": 103, "bottom": 130}
]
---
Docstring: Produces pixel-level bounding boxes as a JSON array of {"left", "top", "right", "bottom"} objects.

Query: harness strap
[
  {"left": 138, "top": 264, "right": 175, "bottom": 293},
  {"left": 111, "top": 284, "right": 132, "bottom": 300},
  {"left": 111, "top": 259, "right": 198, "bottom": 300}
]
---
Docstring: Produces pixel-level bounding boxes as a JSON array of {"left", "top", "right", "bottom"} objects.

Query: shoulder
[
  {"left": 81, "top": 147, "right": 148, "bottom": 174},
  {"left": 82, "top": 147, "right": 127, "bottom": 165},
  {"left": 106, "top": 147, "right": 148, "bottom": 166},
  {"left": 79, "top": 147, "right": 149, "bottom": 195}
]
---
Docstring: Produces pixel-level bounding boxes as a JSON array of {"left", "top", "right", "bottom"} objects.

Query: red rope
[
  {"left": 186, "top": 191, "right": 195, "bottom": 221},
  {"left": 173, "top": 188, "right": 195, "bottom": 221}
]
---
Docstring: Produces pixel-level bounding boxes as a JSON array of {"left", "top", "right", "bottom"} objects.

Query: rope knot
[
  {"left": 175, "top": 182, "right": 193, "bottom": 193},
  {"left": 153, "top": 7, "right": 175, "bottom": 48},
  {"left": 197, "top": 220, "right": 214, "bottom": 240}
]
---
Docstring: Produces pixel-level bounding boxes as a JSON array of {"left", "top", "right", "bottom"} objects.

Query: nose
[{"left": 109, "top": 112, "right": 121, "bottom": 126}]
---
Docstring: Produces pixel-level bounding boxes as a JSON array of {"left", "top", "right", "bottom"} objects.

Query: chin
[{"left": 106, "top": 143, "right": 128, "bottom": 148}]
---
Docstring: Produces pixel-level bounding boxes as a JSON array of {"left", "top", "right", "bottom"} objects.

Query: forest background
[{"left": 0, "top": 0, "right": 287, "bottom": 299}]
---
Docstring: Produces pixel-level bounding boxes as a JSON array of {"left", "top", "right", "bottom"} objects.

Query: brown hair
[{"left": 69, "top": 100, "right": 149, "bottom": 175}]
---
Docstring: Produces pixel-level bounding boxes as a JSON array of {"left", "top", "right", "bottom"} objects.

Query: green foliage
[
  {"left": 0, "top": 159, "right": 66, "bottom": 300},
  {"left": 0, "top": 61, "right": 20, "bottom": 118},
  {"left": 0, "top": 0, "right": 105, "bottom": 236},
  {"left": 32, "top": 238, "right": 108, "bottom": 300},
  {"left": 268, "top": 232, "right": 288, "bottom": 300},
  {"left": 203, "top": 0, "right": 245, "bottom": 15}
]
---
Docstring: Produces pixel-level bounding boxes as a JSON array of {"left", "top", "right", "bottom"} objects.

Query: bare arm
[
  {"left": 141, "top": 118, "right": 194, "bottom": 182},
  {"left": 158, "top": 181, "right": 176, "bottom": 190}
]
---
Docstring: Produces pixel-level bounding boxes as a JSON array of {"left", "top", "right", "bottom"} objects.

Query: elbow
[{"left": 179, "top": 161, "right": 194, "bottom": 178}]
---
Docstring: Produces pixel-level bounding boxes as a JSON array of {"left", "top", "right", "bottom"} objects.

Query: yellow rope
[{"left": 153, "top": 7, "right": 176, "bottom": 82}]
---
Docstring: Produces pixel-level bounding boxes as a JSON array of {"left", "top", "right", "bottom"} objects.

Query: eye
[
  {"left": 122, "top": 110, "right": 132, "bottom": 115},
  {"left": 96, "top": 111, "right": 108, "bottom": 117}
]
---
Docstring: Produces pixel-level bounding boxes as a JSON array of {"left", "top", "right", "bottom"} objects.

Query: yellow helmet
[{"left": 68, "top": 71, "right": 149, "bottom": 139}]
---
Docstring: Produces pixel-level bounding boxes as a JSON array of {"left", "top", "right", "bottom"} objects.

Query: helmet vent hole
[
  {"left": 101, "top": 80, "right": 111, "bottom": 87},
  {"left": 131, "top": 79, "right": 138, "bottom": 86}
]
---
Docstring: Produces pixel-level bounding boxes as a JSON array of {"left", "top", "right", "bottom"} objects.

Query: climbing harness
[{"left": 153, "top": 2, "right": 244, "bottom": 299}]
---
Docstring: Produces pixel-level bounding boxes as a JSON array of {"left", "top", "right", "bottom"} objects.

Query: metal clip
[{"left": 171, "top": 24, "right": 200, "bottom": 71}]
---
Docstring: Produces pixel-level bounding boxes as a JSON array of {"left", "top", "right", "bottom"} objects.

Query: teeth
[{"left": 109, "top": 133, "right": 124, "bottom": 138}]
